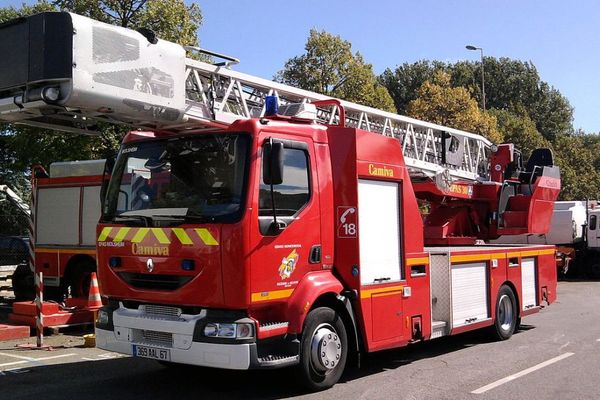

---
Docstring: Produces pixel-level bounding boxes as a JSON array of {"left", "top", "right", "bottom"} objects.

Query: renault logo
[{"left": 146, "top": 258, "right": 154, "bottom": 273}]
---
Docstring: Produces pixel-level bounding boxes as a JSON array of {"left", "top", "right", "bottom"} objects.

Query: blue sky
[{"left": 3, "top": 0, "right": 600, "bottom": 132}]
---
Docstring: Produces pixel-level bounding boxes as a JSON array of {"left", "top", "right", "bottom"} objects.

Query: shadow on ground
[{"left": 1, "top": 324, "right": 536, "bottom": 400}]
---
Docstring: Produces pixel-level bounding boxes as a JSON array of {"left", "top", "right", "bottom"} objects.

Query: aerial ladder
[
  {"left": 0, "top": 12, "right": 489, "bottom": 184},
  {"left": 0, "top": 12, "right": 558, "bottom": 243}
]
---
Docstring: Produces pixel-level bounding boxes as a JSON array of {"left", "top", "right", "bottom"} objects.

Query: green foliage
[
  {"left": 52, "top": 0, "right": 202, "bottom": 46},
  {"left": 489, "top": 107, "right": 549, "bottom": 159},
  {"left": 381, "top": 58, "right": 573, "bottom": 141},
  {"left": 0, "top": 1, "right": 55, "bottom": 22},
  {"left": 278, "top": 29, "right": 396, "bottom": 112},
  {"left": 406, "top": 71, "right": 503, "bottom": 144},
  {"left": 552, "top": 132, "right": 600, "bottom": 201}
]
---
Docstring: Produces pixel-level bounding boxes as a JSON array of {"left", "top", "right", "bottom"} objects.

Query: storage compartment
[
  {"left": 521, "top": 257, "right": 537, "bottom": 310},
  {"left": 451, "top": 262, "right": 488, "bottom": 327}
]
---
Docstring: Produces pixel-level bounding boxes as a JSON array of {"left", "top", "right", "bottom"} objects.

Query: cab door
[{"left": 249, "top": 134, "right": 322, "bottom": 303}]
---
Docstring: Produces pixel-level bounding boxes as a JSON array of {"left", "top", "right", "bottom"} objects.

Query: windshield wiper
[
  {"left": 153, "top": 214, "right": 215, "bottom": 223},
  {"left": 114, "top": 215, "right": 153, "bottom": 226}
]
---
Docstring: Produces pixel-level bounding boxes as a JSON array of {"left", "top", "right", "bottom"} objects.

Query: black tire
[
  {"left": 67, "top": 260, "right": 96, "bottom": 299},
  {"left": 493, "top": 285, "right": 518, "bottom": 340},
  {"left": 43, "top": 285, "right": 67, "bottom": 302},
  {"left": 588, "top": 260, "right": 600, "bottom": 280},
  {"left": 297, "top": 307, "right": 348, "bottom": 392},
  {"left": 11, "top": 263, "right": 34, "bottom": 301}
]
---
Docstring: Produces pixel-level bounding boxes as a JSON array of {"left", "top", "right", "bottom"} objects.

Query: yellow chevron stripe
[
  {"left": 195, "top": 228, "right": 219, "bottom": 246},
  {"left": 172, "top": 228, "right": 193, "bottom": 245},
  {"left": 113, "top": 227, "right": 131, "bottom": 242},
  {"left": 151, "top": 228, "right": 170, "bottom": 244},
  {"left": 131, "top": 228, "right": 149, "bottom": 243},
  {"left": 97, "top": 227, "right": 112, "bottom": 242}
]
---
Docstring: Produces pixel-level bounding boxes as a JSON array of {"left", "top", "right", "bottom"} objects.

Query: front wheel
[
  {"left": 493, "top": 285, "right": 518, "bottom": 340},
  {"left": 297, "top": 307, "right": 348, "bottom": 391}
]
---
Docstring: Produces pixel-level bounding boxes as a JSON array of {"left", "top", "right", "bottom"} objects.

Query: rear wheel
[
  {"left": 493, "top": 285, "right": 518, "bottom": 340},
  {"left": 297, "top": 307, "right": 348, "bottom": 391},
  {"left": 66, "top": 260, "right": 96, "bottom": 299},
  {"left": 11, "top": 263, "right": 34, "bottom": 301}
]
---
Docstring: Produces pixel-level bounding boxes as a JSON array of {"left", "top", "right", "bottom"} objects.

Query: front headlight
[
  {"left": 202, "top": 322, "right": 254, "bottom": 339},
  {"left": 236, "top": 323, "right": 253, "bottom": 339},
  {"left": 204, "top": 323, "right": 218, "bottom": 337},
  {"left": 217, "top": 323, "right": 236, "bottom": 338}
]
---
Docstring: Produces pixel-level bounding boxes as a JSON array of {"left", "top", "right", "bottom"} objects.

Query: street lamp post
[{"left": 466, "top": 45, "right": 486, "bottom": 111}]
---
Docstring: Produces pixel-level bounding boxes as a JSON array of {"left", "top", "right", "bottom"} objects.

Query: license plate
[{"left": 133, "top": 345, "right": 171, "bottom": 361}]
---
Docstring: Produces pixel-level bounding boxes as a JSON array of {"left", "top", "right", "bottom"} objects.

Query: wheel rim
[
  {"left": 498, "top": 294, "right": 514, "bottom": 332},
  {"left": 309, "top": 323, "right": 342, "bottom": 374}
]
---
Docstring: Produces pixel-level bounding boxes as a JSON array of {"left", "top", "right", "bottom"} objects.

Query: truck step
[
  {"left": 431, "top": 320, "right": 447, "bottom": 339},
  {"left": 257, "top": 354, "right": 299, "bottom": 368},
  {"left": 257, "top": 321, "right": 289, "bottom": 339}
]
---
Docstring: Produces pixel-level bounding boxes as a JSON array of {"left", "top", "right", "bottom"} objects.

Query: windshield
[{"left": 102, "top": 134, "right": 250, "bottom": 224}]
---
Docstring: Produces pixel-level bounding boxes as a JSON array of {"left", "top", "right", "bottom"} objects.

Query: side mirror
[{"left": 262, "top": 141, "right": 284, "bottom": 185}]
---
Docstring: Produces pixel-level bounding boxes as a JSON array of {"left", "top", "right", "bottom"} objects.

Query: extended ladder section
[{"left": 0, "top": 12, "right": 491, "bottom": 182}]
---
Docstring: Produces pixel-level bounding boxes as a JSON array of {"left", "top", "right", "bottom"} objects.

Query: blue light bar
[{"left": 265, "top": 95, "right": 279, "bottom": 116}]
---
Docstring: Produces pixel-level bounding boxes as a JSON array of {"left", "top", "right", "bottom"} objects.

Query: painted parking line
[
  {"left": 0, "top": 353, "right": 77, "bottom": 368},
  {"left": 471, "top": 352, "right": 574, "bottom": 394},
  {"left": 0, "top": 360, "right": 28, "bottom": 368}
]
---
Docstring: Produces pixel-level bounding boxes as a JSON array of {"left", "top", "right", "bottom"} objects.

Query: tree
[
  {"left": 552, "top": 132, "right": 600, "bottom": 201},
  {"left": 406, "top": 71, "right": 503, "bottom": 143},
  {"left": 381, "top": 58, "right": 574, "bottom": 140},
  {"left": 278, "top": 29, "right": 396, "bottom": 112},
  {"left": 52, "top": 0, "right": 202, "bottom": 46},
  {"left": 380, "top": 60, "right": 445, "bottom": 115},
  {"left": 490, "top": 107, "right": 550, "bottom": 159}
]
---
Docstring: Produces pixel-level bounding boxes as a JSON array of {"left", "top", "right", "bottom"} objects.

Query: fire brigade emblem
[{"left": 278, "top": 249, "right": 299, "bottom": 280}]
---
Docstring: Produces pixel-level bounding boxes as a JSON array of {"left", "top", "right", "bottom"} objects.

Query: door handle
[
  {"left": 309, "top": 245, "right": 321, "bottom": 264},
  {"left": 373, "top": 277, "right": 391, "bottom": 283}
]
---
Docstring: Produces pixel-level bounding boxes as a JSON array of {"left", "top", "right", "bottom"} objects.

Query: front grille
[
  {"left": 142, "top": 304, "right": 182, "bottom": 318},
  {"left": 118, "top": 272, "right": 192, "bottom": 291},
  {"left": 134, "top": 329, "right": 173, "bottom": 346}
]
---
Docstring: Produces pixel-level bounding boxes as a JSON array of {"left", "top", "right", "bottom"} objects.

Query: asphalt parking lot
[{"left": 0, "top": 280, "right": 598, "bottom": 400}]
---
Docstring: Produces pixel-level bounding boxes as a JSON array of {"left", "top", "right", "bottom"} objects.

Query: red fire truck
[
  {"left": 31, "top": 161, "right": 103, "bottom": 300},
  {"left": 0, "top": 12, "right": 560, "bottom": 391},
  {"left": 9, "top": 161, "right": 103, "bottom": 301}
]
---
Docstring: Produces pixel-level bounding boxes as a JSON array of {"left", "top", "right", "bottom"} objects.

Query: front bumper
[
  {"left": 95, "top": 303, "right": 299, "bottom": 370},
  {"left": 96, "top": 327, "right": 253, "bottom": 369}
]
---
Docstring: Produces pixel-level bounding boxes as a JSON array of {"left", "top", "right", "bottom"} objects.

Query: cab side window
[
  {"left": 590, "top": 215, "right": 597, "bottom": 231},
  {"left": 259, "top": 147, "right": 310, "bottom": 218}
]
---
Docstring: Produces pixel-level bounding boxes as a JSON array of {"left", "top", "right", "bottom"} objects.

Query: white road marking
[
  {"left": 0, "top": 352, "right": 77, "bottom": 368},
  {"left": 471, "top": 352, "right": 575, "bottom": 394},
  {"left": 596, "top": 339, "right": 600, "bottom": 342},
  {"left": 0, "top": 360, "right": 28, "bottom": 367}
]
